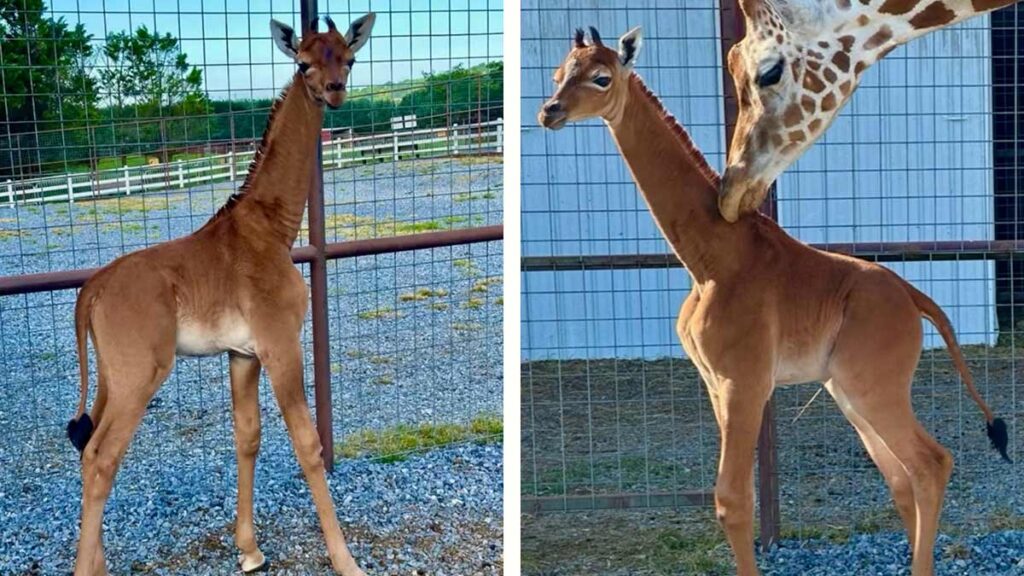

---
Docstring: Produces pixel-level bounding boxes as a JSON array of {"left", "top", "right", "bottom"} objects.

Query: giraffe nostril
[
  {"left": 544, "top": 101, "right": 562, "bottom": 114},
  {"left": 326, "top": 82, "right": 345, "bottom": 92}
]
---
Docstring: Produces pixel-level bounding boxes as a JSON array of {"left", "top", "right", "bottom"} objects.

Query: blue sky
[{"left": 49, "top": 0, "right": 503, "bottom": 100}]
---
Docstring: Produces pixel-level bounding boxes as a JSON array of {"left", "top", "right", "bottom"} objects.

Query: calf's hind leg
[
  {"left": 824, "top": 379, "right": 918, "bottom": 550},
  {"left": 74, "top": 350, "right": 173, "bottom": 575}
]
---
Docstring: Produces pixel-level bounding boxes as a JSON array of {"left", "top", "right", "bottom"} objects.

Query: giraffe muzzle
[{"left": 538, "top": 101, "right": 568, "bottom": 130}]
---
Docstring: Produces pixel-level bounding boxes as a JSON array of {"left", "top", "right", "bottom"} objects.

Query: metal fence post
[
  {"left": 229, "top": 150, "right": 236, "bottom": 181},
  {"left": 67, "top": 176, "right": 75, "bottom": 204},
  {"left": 496, "top": 118, "right": 503, "bottom": 153},
  {"left": 719, "top": 0, "right": 781, "bottom": 550},
  {"left": 453, "top": 123, "right": 460, "bottom": 156},
  {"left": 123, "top": 166, "right": 131, "bottom": 195},
  {"left": 301, "top": 0, "right": 334, "bottom": 473},
  {"left": 5, "top": 180, "right": 12, "bottom": 207},
  {"left": 178, "top": 160, "right": 185, "bottom": 188}
]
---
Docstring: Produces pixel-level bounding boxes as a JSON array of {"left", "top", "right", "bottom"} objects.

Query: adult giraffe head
[
  {"left": 719, "top": 0, "right": 1015, "bottom": 223},
  {"left": 270, "top": 13, "right": 376, "bottom": 110},
  {"left": 537, "top": 26, "right": 644, "bottom": 129}
]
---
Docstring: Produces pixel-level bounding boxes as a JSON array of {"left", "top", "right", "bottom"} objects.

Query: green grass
[
  {"left": 470, "top": 276, "right": 502, "bottom": 293},
  {"left": 91, "top": 195, "right": 180, "bottom": 216},
  {"left": 453, "top": 190, "right": 497, "bottom": 203},
  {"left": 398, "top": 287, "right": 449, "bottom": 302},
  {"left": 453, "top": 258, "right": 481, "bottom": 276},
  {"left": 462, "top": 297, "right": 485, "bottom": 310},
  {"left": 322, "top": 213, "right": 480, "bottom": 240},
  {"left": 430, "top": 302, "right": 449, "bottom": 311},
  {"left": 335, "top": 414, "right": 502, "bottom": 463},
  {"left": 357, "top": 307, "right": 401, "bottom": 320}
]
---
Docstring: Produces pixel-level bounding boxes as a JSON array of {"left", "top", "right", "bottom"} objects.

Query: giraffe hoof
[{"left": 239, "top": 552, "right": 269, "bottom": 573}]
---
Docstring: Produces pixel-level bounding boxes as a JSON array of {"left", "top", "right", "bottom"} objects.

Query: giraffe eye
[
  {"left": 593, "top": 76, "right": 611, "bottom": 88},
  {"left": 755, "top": 58, "right": 785, "bottom": 88},
  {"left": 298, "top": 61, "right": 311, "bottom": 74}
]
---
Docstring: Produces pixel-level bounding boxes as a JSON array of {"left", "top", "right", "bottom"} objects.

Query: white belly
[{"left": 176, "top": 315, "right": 255, "bottom": 357}]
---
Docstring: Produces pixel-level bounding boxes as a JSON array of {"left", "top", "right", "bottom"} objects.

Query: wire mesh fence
[
  {"left": 521, "top": 0, "right": 1023, "bottom": 569},
  {"left": 0, "top": 1, "right": 503, "bottom": 573}
]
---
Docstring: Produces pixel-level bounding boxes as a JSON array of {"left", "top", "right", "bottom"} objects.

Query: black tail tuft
[
  {"left": 67, "top": 414, "right": 93, "bottom": 455},
  {"left": 987, "top": 417, "right": 1011, "bottom": 463}
]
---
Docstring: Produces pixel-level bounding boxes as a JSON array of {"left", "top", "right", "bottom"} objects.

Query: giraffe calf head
[
  {"left": 270, "top": 13, "right": 376, "bottom": 109},
  {"left": 538, "top": 26, "right": 643, "bottom": 130}
]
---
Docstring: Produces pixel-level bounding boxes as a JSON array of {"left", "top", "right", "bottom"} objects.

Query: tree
[
  {"left": 99, "top": 25, "right": 206, "bottom": 162},
  {"left": 100, "top": 25, "right": 203, "bottom": 110},
  {"left": 0, "top": 0, "right": 98, "bottom": 175}
]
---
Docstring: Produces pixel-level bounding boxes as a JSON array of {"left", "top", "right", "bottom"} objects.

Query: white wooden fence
[{"left": 3, "top": 119, "right": 503, "bottom": 206}]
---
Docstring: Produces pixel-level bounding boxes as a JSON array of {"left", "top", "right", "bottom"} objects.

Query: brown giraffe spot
[
  {"left": 972, "top": 0, "right": 1016, "bottom": 10},
  {"left": 776, "top": 34, "right": 784, "bottom": 44},
  {"left": 782, "top": 142, "right": 800, "bottom": 155},
  {"left": 801, "top": 95, "right": 816, "bottom": 113},
  {"left": 804, "top": 71, "right": 826, "bottom": 93},
  {"left": 771, "top": 133, "right": 785, "bottom": 147},
  {"left": 821, "top": 93, "right": 837, "bottom": 111},
  {"left": 839, "top": 80, "right": 853, "bottom": 95},
  {"left": 878, "top": 45, "right": 898, "bottom": 59},
  {"left": 783, "top": 103, "right": 803, "bottom": 127},
  {"left": 808, "top": 50, "right": 825, "bottom": 60},
  {"left": 855, "top": 61, "right": 868, "bottom": 75},
  {"left": 839, "top": 35, "right": 855, "bottom": 52},
  {"left": 909, "top": 2, "right": 956, "bottom": 29},
  {"left": 857, "top": 15, "right": 871, "bottom": 26},
  {"left": 808, "top": 118, "right": 823, "bottom": 133},
  {"left": 837, "top": 0, "right": 851, "bottom": 8},
  {"left": 807, "top": 60, "right": 822, "bottom": 71},
  {"left": 823, "top": 67, "right": 838, "bottom": 83},
  {"left": 832, "top": 51, "right": 851, "bottom": 73},
  {"left": 788, "top": 130, "right": 807, "bottom": 143},
  {"left": 864, "top": 25, "right": 893, "bottom": 50},
  {"left": 818, "top": 41, "right": 830, "bottom": 49},
  {"left": 878, "top": 0, "right": 916, "bottom": 15},
  {"left": 790, "top": 60, "right": 801, "bottom": 79}
]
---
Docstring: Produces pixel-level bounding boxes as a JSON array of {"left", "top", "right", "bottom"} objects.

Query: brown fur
[
  {"left": 541, "top": 35, "right": 1005, "bottom": 576},
  {"left": 910, "top": 2, "right": 958, "bottom": 28},
  {"left": 68, "top": 18, "right": 374, "bottom": 576}
]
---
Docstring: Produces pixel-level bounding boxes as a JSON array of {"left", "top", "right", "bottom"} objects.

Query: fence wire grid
[
  {"left": 520, "top": 0, "right": 1024, "bottom": 561},
  {"left": 0, "top": 2, "right": 503, "bottom": 572}
]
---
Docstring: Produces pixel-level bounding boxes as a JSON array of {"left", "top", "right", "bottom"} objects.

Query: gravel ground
[
  {"left": 523, "top": 509, "right": 1024, "bottom": 575},
  {"left": 522, "top": 352, "right": 1024, "bottom": 573},
  {"left": 0, "top": 156, "right": 504, "bottom": 574}
]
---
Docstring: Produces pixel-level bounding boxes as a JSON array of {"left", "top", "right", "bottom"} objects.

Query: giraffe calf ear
[
  {"left": 618, "top": 26, "right": 643, "bottom": 69},
  {"left": 345, "top": 12, "right": 377, "bottom": 53},
  {"left": 270, "top": 19, "right": 299, "bottom": 59}
]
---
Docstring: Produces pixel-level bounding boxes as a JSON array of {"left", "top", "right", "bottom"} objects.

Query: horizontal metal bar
[
  {"left": 0, "top": 225, "right": 504, "bottom": 296},
  {"left": 522, "top": 490, "right": 715, "bottom": 514},
  {"left": 521, "top": 240, "right": 1024, "bottom": 271}
]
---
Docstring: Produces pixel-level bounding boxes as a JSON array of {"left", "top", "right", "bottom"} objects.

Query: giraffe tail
[
  {"left": 902, "top": 280, "right": 1010, "bottom": 463},
  {"left": 67, "top": 283, "right": 97, "bottom": 455}
]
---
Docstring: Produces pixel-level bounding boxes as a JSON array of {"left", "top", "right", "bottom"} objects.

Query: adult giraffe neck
[{"left": 604, "top": 74, "right": 735, "bottom": 284}]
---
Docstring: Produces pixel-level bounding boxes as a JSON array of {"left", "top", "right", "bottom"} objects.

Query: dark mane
[
  {"left": 629, "top": 73, "right": 721, "bottom": 188},
  {"left": 201, "top": 80, "right": 294, "bottom": 227}
]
